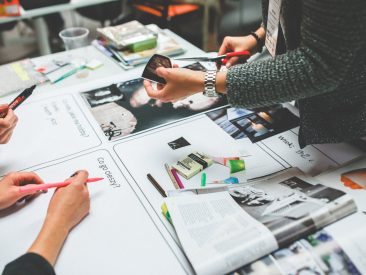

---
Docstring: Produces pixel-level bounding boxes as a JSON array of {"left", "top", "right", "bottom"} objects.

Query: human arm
[
  {"left": 2, "top": 253, "right": 55, "bottom": 275},
  {"left": 2, "top": 171, "right": 90, "bottom": 275},
  {"left": 143, "top": 25, "right": 265, "bottom": 101},
  {"left": 218, "top": 26, "right": 265, "bottom": 68},
  {"left": 0, "top": 172, "right": 44, "bottom": 210},
  {"left": 226, "top": 0, "right": 366, "bottom": 108},
  {"left": 0, "top": 104, "right": 18, "bottom": 144},
  {"left": 145, "top": 0, "right": 365, "bottom": 107},
  {"left": 27, "top": 170, "right": 90, "bottom": 265}
]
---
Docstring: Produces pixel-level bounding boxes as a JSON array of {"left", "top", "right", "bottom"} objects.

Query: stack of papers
[{"left": 93, "top": 24, "right": 185, "bottom": 69}]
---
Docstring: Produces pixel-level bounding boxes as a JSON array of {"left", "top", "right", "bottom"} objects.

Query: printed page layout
[
  {"left": 0, "top": 93, "right": 101, "bottom": 175},
  {"left": 79, "top": 63, "right": 228, "bottom": 142},
  {"left": 113, "top": 108, "right": 363, "bottom": 225},
  {"left": 0, "top": 150, "right": 191, "bottom": 275},
  {"left": 164, "top": 168, "right": 357, "bottom": 275},
  {"left": 235, "top": 213, "right": 366, "bottom": 275}
]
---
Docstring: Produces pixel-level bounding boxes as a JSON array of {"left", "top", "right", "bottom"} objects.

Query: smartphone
[{"left": 142, "top": 54, "right": 172, "bottom": 84}]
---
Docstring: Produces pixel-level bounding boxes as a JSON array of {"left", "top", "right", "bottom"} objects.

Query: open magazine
[
  {"left": 164, "top": 168, "right": 357, "bottom": 275},
  {"left": 235, "top": 217, "right": 365, "bottom": 275}
]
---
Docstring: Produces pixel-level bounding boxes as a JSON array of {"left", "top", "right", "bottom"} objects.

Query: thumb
[
  {"left": 225, "top": 57, "right": 239, "bottom": 68},
  {"left": 155, "top": 67, "right": 168, "bottom": 78},
  {"left": 0, "top": 104, "right": 8, "bottom": 114}
]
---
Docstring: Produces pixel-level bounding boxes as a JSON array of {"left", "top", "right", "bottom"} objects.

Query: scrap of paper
[
  {"left": 341, "top": 168, "right": 366, "bottom": 190},
  {"left": 168, "top": 137, "right": 191, "bottom": 150}
]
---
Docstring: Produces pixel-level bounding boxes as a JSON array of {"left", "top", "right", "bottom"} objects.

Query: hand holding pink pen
[{"left": 19, "top": 177, "right": 104, "bottom": 193}]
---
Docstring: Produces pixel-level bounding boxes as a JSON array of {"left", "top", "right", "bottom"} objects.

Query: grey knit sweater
[{"left": 226, "top": 0, "right": 366, "bottom": 148}]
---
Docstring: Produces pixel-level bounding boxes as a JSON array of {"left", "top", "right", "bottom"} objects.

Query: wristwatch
[{"left": 203, "top": 70, "right": 218, "bottom": 97}]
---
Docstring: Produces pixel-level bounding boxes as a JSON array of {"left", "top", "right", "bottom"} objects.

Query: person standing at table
[
  {"left": 144, "top": 0, "right": 366, "bottom": 148},
  {"left": 1, "top": 171, "right": 90, "bottom": 275}
]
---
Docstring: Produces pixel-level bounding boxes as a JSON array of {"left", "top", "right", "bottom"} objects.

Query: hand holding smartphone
[{"left": 142, "top": 54, "right": 172, "bottom": 84}]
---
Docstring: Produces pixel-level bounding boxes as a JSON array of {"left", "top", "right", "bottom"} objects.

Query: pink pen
[
  {"left": 170, "top": 168, "right": 185, "bottom": 189},
  {"left": 19, "top": 177, "right": 104, "bottom": 193}
]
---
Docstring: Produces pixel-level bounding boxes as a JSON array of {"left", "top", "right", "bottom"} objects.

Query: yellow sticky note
[{"left": 11, "top": 63, "right": 30, "bottom": 81}]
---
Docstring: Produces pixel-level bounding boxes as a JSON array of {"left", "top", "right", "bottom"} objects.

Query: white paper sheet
[
  {"left": 259, "top": 128, "right": 364, "bottom": 176},
  {"left": 0, "top": 150, "right": 189, "bottom": 275},
  {"left": 165, "top": 192, "right": 278, "bottom": 275},
  {"left": 0, "top": 94, "right": 101, "bottom": 175}
]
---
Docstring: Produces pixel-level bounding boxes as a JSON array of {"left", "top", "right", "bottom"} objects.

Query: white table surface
[
  {"left": 0, "top": 29, "right": 206, "bottom": 275},
  {"left": 31, "top": 29, "right": 205, "bottom": 99}
]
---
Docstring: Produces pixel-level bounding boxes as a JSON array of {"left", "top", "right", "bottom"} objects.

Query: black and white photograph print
[
  {"left": 227, "top": 172, "right": 355, "bottom": 247},
  {"left": 81, "top": 78, "right": 228, "bottom": 141},
  {"left": 168, "top": 137, "right": 191, "bottom": 150},
  {"left": 206, "top": 104, "right": 300, "bottom": 142}
]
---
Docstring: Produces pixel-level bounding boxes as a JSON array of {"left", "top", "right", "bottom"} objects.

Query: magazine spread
[
  {"left": 165, "top": 168, "right": 357, "bottom": 275},
  {"left": 235, "top": 212, "right": 366, "bottom": 274}
]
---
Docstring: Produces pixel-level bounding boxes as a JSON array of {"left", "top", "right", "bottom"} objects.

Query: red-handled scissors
[{"left": 175, "top": 51, "right": 251, "bottom": 65}]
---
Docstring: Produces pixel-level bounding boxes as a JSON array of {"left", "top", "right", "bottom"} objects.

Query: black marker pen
[{"left": 0, "top": 85, "right": 36, "bottom": 118}]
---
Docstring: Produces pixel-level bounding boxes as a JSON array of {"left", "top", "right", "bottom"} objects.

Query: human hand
[
  {"left": 0, "top": 172, "right": 44, "bottom": 210},
  {"left": 0, "top": 104, "right": 18, "bottom": 144},
  {"left": 144, "top": 66, "right": 205, "bottom": 102},
  {"left": 45, "top": 170, "right": 90, "bottom": 233},
  {"left": 218, "top": 36, "right": 257, "bottom": 68}
]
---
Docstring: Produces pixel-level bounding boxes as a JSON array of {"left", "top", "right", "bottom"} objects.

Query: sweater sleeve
[
  {"left": 226, "top": 0, "right": 366, "bottom": 108},
  {"left": 2, "top": 253, "right": 55, "bottom": 275}
]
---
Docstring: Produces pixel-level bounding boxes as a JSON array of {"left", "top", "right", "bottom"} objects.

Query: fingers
[
  {"left": 17, "top": 185, "right": 44, "bottom": 197},
  {"left": 0, "top": 104, "right": 8, "bottom": 114},
  {"left": 218, "top": 36, "right": 232, "bottom": 56},
  {"left": 144, "top": 80, "right": 163, "bottom": 99},
  {"left": 1, "top": 109, "right": 18, "bottom": 127},
  {"left": 0, "top": 104, "right": 8, "bottom": 118},
  {"left": 68, "top": 170, "right": 89, "bottom": 186},
  {"left": 0, "top": 127, "right": 15, "bottom": 144},
  {"left": 7, "top": 171, "right": 44, "bottom": 186},
  {"left": 0, "top": 109, "right": 18, "bottom": 144},
  {"left": 155, "top": 67, "right": 167, "bottom": 78}
]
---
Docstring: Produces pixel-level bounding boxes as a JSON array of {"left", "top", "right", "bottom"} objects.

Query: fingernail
[
  {"left": 70, "top": 172, "right": 78, "bottom": 178},
  {"left": 226, "top": 63, "right": 231, "bottom": 68}
]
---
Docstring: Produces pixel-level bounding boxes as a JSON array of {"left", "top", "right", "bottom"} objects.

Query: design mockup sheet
[{"left": 0, "top": 74, "right": 364, "bottom": 275}]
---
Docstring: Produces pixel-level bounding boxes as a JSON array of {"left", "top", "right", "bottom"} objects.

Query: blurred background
[{"left": 0, "top": 0, "right": 262, "bottom": 64}]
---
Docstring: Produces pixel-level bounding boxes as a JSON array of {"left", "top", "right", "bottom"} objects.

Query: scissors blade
[{"left": 174, "top": 57, "right": 212, "bottom": 61}]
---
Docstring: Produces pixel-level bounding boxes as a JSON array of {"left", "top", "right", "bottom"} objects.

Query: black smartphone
[{"left": 142, "top": 54, "right": 172, "bottom": 84}]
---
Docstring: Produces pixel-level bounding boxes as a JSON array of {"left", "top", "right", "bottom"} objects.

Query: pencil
[
  {"left": 147, "top": 173, "right": 167, "bottom": 197},
  {"left": 164, "top": 163, "right": 180, "bottom": 189}
]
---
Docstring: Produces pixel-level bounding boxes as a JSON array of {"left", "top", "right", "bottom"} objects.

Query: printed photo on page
[
  {"left": 80, "top": 64, "right": 227, "bottom": 141},
  {"left": 164, "top": 168, "right": 357, "bottom": 275}
]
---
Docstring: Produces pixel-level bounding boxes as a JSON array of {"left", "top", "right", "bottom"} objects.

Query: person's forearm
[
  {"left": 216, "top": 71, "right": 228, "bottom": 94},
  {"left": 28, "top": 218, "right": 69, "bottom": 266}
]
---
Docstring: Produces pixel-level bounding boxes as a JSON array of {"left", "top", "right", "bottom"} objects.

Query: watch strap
[{"left": 204, "top": 70, "right": 218, "bottom": 97}]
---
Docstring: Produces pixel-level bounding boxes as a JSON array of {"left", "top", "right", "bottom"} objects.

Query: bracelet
[{"left": 249, "top": 31, "right": 264, "bottom": 53}]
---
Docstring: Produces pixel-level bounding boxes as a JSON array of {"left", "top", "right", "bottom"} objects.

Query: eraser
[{"left": 86, "top": 59, "right": 103, "bottom": 70}]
